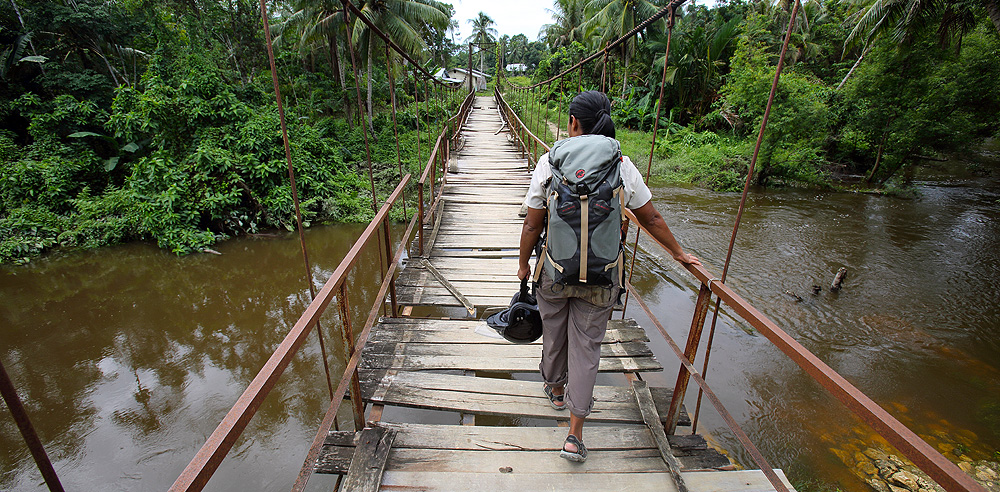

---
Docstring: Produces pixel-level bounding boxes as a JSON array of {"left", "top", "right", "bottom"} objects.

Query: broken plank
[
  {"left": 634, "top": 379, "right": 688, "bottom": 492},
  {"left": 341, "top": 426, "right": 395, "bottom": 492}
]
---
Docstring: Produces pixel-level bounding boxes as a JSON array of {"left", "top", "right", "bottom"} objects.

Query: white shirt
[{"left": 523, "top": 152, "right": 653, "bottom": 210}]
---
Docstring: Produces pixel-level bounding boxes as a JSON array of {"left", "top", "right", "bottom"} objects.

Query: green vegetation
[
  {"left": 502, "top": 0, "right": 1000, "bottom": 192},
  {"left": 1, "top": 0, "right": 458, "bottom": 264},
  {"left": 4, "top": 0, "right": 999, "bottom": 263}
]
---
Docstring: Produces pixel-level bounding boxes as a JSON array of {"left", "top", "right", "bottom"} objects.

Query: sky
[{"left": 450, "top": 0, "right": 554, "bottom": 41}]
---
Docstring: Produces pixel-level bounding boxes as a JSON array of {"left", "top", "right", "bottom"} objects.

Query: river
[{"left": 2, "top": 160, "right": 998, "bottom": 491}]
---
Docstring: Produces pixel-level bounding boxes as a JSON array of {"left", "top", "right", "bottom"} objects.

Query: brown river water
[{"left": 2, "top": 160, "right": 998, "bottom": 491}]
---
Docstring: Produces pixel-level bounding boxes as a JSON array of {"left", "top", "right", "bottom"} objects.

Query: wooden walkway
[{"left": 316, "top": 96, "right": 795, "bottom": 491}]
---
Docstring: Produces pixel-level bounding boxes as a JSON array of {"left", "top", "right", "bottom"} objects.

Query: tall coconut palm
[
  {"left": 350, "top": 0, "right": 450, "bottom": 129},
  {"left": 581, "top": 0, "right": 664, "bottom": 95},
  {"left": 272, "top": 0, "right": 354, "bottom": 125},
  {"left": 539, "top": 0, "right": 586, "bottom": 48},
  {"left": 466, "top": 12, "right": 497, "bottom": 74}
]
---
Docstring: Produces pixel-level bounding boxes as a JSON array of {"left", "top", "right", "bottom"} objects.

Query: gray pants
[{"left": 536, "top": 272, "right": 617, "bottom": 418}]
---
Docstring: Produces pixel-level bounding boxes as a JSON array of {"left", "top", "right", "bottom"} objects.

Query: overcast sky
[{"left": 450, "top": 0, "right": 554, "bottom": 41}]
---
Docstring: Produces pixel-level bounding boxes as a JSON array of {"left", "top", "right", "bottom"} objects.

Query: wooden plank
[
  {"left": 360, "top": 353, "right": 661, "bottom": 372},
  {"left": 634, "top": 379, "right": 689, "bottom": 492},
  {"left": 357, "top": 372, "right": 686, "bottom": 424},
  {"left": 391, "top": 294, "right": 512, "bottom": 307},
  {"left": 369, "top": 326, "right": 648, "bottom": 345},
  {"left": 379, "top": 471, "right": 678, "bottom": 491},
  {"left": 362, "top": 340, "right": 653, "bottom": 358},
  {"left": 324, "top": 423, "right": 656, "bottom": 451},
  {"left": 382, "top": 448, "right": 667, "bottom": 474},
  {"left": 378, "top": 470, "right": 795, "bottom": 492},
  {"left": 341, "top": 426, "right": 395, "bottom": 492}
]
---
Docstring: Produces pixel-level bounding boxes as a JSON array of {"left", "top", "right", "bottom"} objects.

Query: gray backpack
[{"left": 535, "top": 135, "right": 625, "bottom": 287}]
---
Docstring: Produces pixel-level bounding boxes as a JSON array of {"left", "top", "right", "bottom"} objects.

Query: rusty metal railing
[
  {"left": 168, "top": 176, "right": 410, "bottom": 492},
  {"left": 619, "top": 209, "right": 985, "bottom": 492},
  {"left": 492, "top": 83, "right": 985, "bottom": 491},
  {"left": 169, "top": 81, "right": 473, "bottom": 492},
  {"left": 495, "top": 86, "right": 549, "bottom": 168}
]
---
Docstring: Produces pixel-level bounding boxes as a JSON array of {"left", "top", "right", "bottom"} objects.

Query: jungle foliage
[
  {"left": 1, "top": 0, "right": 457, "bottom": 264},
  {"left": 516, "top": 0, "right": 1000, "bottom": 191}
]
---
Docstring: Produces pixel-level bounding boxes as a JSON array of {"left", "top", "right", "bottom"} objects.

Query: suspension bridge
[{"left": 3, "top": 0, "right": 989, "bottom": 490}]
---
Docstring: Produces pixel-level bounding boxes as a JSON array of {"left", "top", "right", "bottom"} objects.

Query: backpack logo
[{"left": 575, "top": 169, "right": 586, "bottom": 179}]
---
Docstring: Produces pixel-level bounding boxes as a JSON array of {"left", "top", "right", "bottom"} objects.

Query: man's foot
[
  {"left": 543, "top": 384, "right": 566, "bottom": 410},
  {"left": 560, "top": 434, "right": 587, "bottom": 462}
]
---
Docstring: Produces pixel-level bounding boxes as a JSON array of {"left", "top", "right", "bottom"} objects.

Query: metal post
[
  {"left": 337, "top": 285, "right": 366, "bottom": 431},
  {"left": 665, "top": 283, "right": 713, "bottom": 435},
  {"left": 0, "top": 359, "right": 65, "bottom": 492},
  {"left": 417, "top": 184, "right": 424, "bottom": 255},
  {"left": 381, "top": 217, "right": 398, "bottom": 317}
]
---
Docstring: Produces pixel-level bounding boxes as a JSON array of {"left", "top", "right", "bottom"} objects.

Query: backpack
[{"left": 534, "top": 134, "right": 625, "bottom": 287}]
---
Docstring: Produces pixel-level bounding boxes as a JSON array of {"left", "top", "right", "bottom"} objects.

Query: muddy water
[{"left": 2, "top": 161, "right": 999, "bottom": 491}]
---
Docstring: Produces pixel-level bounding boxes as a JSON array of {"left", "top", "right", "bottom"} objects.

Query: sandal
[
  {"left": 543, "top": 384, "right": 565, "bottom": 411},
  {"left": 559, "top": 434, "right": 588, "bottom": 462}
]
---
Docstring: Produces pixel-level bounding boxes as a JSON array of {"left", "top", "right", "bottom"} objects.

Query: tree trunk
[
  {"left": 366, "top": 33, "right": 374, "bottom": 132},
  {"left": 329, "top": 32, "right": 352, "bottom": 129},
  {"left": 836, "top": 46, "right": 871, "bottom": 91},
  {"left": 865, "top": 131, "right": 889, "bottom": 184},
  {"left": 984, "top": 0, "right": 1000, "bottom": 35}
]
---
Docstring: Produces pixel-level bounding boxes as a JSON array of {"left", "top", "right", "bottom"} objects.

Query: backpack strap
[{"left": 579, "top": 193, "right": 589, "bottom": 283}]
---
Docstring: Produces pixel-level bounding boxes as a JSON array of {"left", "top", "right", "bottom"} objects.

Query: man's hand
[{"left": 517, "top": 264, "right": 531, "bottom": 280}]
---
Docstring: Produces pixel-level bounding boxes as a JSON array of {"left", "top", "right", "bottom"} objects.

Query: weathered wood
[
  {"left": 380, "top": 471, "right": 678, "bottom": 491},
  {"left": 363, "top": 340, "right": 652, "bottom": 358},
  {"left": 634, "top": 379, "right": 689, "bottom": 492},
  {"left": 356, "top": 371, "right": 686, "bottom": 424},
  {"left": 379, "top": 470, "right": 794, "bottom": 491},
  {"left": 360, "top": 353, "right": 661, "bottom": 372},
  {"left": 418, "top": 259, "right": 475, "bottom": 316},
  {"left": 831, "top": 267, "right": 848, "bottom": 291},
  {"left": 317, "top": 424, "right": 729, "bottom": 474},
  {"left": 341, "top": 426, "right": 395, "bottom": 492}
]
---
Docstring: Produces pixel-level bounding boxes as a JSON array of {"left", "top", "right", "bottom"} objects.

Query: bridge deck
[{"left": 316, "top": 96, "right": 795, "bottom": 491}]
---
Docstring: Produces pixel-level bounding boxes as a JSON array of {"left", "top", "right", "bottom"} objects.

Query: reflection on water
[
  {"left": 2, "top": 160, "right": 998, "bottom": 490},
  {"left": 1, "top": 225, "right": 389, "bottom": 491}
]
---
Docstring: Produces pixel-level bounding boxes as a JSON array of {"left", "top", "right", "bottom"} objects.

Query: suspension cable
[
  {"left": 340, "top": 0, "right": 386, "bottom": 289},
  {"left": 260, "top": 0, "right": 334, "bottom": 400},
  {"left": 386, "top": 45, "right": 408, "bottom": 219},
  {"left": 622, "top": 6, "right": 677, "bottom": 317},
  {"left": 691, "top": 0, "right": 803, "bottom": 433}
]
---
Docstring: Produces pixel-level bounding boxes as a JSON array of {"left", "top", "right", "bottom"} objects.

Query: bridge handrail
[
  {"left": 494, "top": 87, "right": 550, "bottom": 168},
  {"left": 168, "top": 175, "right": 411, "bottom": 492},
  {"left": 169, "top": 83, "right": 477, "bottom": 492},
  {"left": 620, "top": 207, "right": 983, "bottom": 492},
  {"left": 416, "top": 90, "right": 475, "bottom": 255}
]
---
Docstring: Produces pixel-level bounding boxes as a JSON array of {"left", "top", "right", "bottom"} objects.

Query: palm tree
[
  {"left": 539, "top": 0, "right": 586, "bottom": 48},
  {"left": 351, "top": 0, "right": 450, "bottom": 129},
  {"left": 272, "top": 0, "right": 354, "bottom": 125},
  {"left": 844, "top": 0, "right": 998, "bottom": 49},
  {"left": 466, "top": 12, "right": 497, "bottom": 75},
  {"left": 581, "top": 0, "right": 664, "bottom": 95}
]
